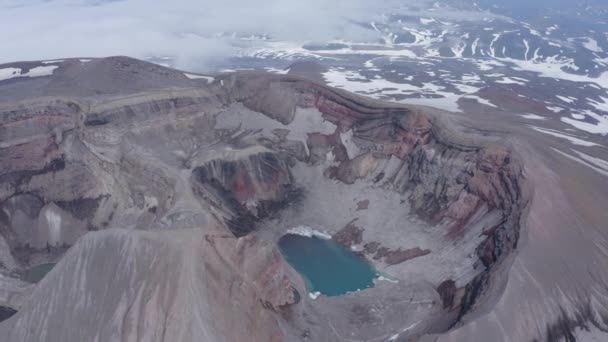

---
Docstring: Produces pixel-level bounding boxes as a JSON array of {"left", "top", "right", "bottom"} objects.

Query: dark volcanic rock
[
  {"left": 373, "top": 246, "right": 431, "bottom": 265},
  {"left": 192, "top": 151, "right": 301, "bottom": 237},
  {"left": 333, "top": 219, "right": 364, "bottom": 247},
  {"left": 0, "top": 306, "right": 16, "bottom": 323},
  {"left": 355, "top": 199, "right": 369, "bottom": 211},
  {"left": 437, "top": 279, "right": 466, "bottom": 311}
]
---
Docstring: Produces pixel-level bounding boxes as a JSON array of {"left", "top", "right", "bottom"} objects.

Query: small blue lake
[
  {"left": 22, "top": 263, "right": 56, "bottom": 283},
  {"left": 278, "top": 233, "right": 378, "bottom": 297}
]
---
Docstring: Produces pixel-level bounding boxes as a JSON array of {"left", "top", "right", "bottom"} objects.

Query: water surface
[
  {"left": 22, "top": 263, "right": 56, "bottom": 283},
  {"left": 278, "top": 234, "right": 377, "bottom": 296}
]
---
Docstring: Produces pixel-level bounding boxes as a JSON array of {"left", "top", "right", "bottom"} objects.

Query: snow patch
[
  {"left": 476, "top": 59, "right": 506, "bottom": 71},
  {"left": 308, "top": 291, "right": 321, "bottom": 300},
  {"left": 350, "top": 244, "right": 364, "bottom": 252},
  {"left": 184, "top": 73, "right": 214, "bottom": 83},
  {"left": 387, "top": 321, "right": 420, "bottom": 341},
  {"left": 376, "top": 275, "right": 399, "bottom": 283},
  {"left": 596, "top": 56, "right": 608, "bottom": 67},
  {"left": 582, "top": 38, "right": 603, "bottom": 53},
  {"left": 286, "top": 226, "right": 332, "bottom": 240},
  {"left": 323, "top": 69, "right": 422, "bottom": 94},
  {"left": 45, "top": 210, "right": 62, "bottom": 246},
  {"left": 546, "top": 106, "right": 564, "bottom": 113},
  {"left": 461, "top": 74, "right": 481, "bottom": 83},
  {"left": 571, "top": 113, "right": 586, "bottom": 120},
  {"left": 0, "top": 68, "right": 21, "bottom": 81},
  {"left": 471, "top": 37, "right": 480, "bottom": 56},
  {"left": 573, "top": 150, "right": 608, "bottom": 172},
  {"left": 561, "top": 112, "right": 608, "bottom": 135},
  {"left": 42, "top": 60, "right": 64, "bottom": 64},
  {"left": 264, "top": 67, "right": 290, "bottom": 75},
  {"left": 520, "top": 113, "right": 546, "bottom": 120},
  {"left": 531, "top": 126, "right": 600, "bottom": 147},
  {"left": 0, "top": 65, "right": 58, "bottom": 81},
  {"left": 523, "top": 39, "right": 530, "bottom": 60},
  {"left": 323, "top": 69, "right": 491, "bottom": 113},
  {"left": 24, "top": 66, "right": 58, "bottom": 77},
  {"left": 340, "top": 129, "right": 361, "bottom": 160},
  {"left": 454, "top": 83, "right": 480, "bottom": 94},
  {"left": 495, "top": 77, "right": 528, "bottom": 86},
  {"left": 589, "top": 97, "right": 608, "bottom": 112},
  {"left": 556, "top": 95, "right": 576, "bottom": 104},
  {"left": 498, "top": 55, "right": 608, "bottom": 89},
  {"left": 552, "top": 149, "right": 608, "bottom": 178},
  {"left": 464, "top": 95, "right": 497, "bottom": 108},
  {"left": 546, "top": 25, "right": 558, "bottom": 35}
]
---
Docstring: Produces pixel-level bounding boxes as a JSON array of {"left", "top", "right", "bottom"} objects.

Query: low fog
[{"left": 0, "top": 0, "right": 499, "bottom": 71}]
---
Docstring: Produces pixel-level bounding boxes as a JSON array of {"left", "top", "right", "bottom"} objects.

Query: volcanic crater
[{"left": 0, "top": 57, "right": 530, "bottom": 342}]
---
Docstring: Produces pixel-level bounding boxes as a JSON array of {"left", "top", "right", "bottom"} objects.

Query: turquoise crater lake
[
  {"left": 22, "top": 263, "right": 56, "bottom": 283},
  {"left": 278, "top": 230, "right": 378, "bottom": 297}
]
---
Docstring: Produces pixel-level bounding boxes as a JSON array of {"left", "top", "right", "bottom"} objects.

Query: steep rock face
[
  {"left": 210, "top": 234, "right": 297, "bottom": 310},
  {"left": 0, "top": 100, "right": 78, "bottom": 177},
  {"left": 0, "top": 306, "right": 16, "bottom": 322},
  {"left": 0, "top": 58, "right": 532, "bottom": 342},
  {"left": 0, "top": 99, "right": 106, "bottom": 268},
  {"left": 192, "top": 151, "right": 301, "bottom": 236},
  {"left": 0, "top": 86, "right": 225, "bottom": 272}
]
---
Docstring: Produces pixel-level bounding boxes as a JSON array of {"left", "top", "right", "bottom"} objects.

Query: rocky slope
[{"left": 0, "top": 56, "right": 604, "bottom": 342}]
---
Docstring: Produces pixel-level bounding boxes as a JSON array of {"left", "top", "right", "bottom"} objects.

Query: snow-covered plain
[{"left": 322, "top": 68, "right": 492, "bottom": 112}]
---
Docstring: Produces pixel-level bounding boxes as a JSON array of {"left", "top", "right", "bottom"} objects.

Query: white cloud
[
  {"left": 0, "top": 0, "right": 503, "bottom": 71},
  {"left": 0, "top": 0, "right": 384, "bottom": 70}
]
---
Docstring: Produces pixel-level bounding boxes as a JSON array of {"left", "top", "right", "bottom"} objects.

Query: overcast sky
[{"left": 0, "top": 0, "right": 502, "bottom": 70}]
